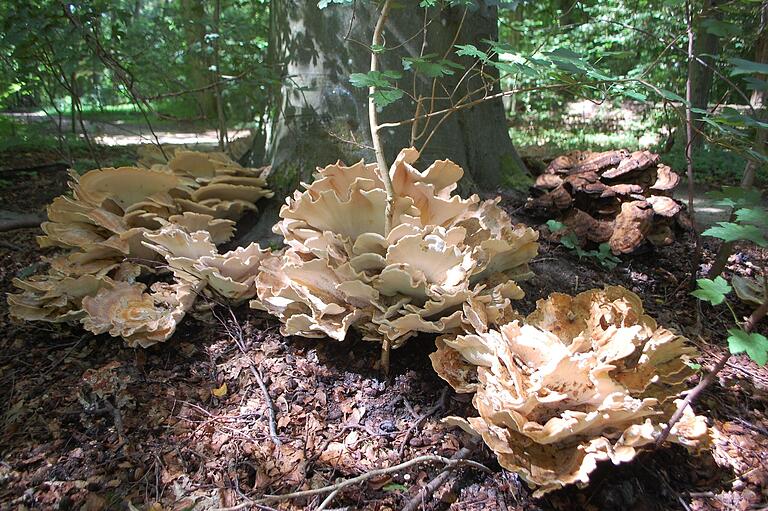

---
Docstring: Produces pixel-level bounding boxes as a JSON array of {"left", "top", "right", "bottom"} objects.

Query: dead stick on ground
[
  {"left": 402, "top": 446, "right": 473, "bottom": 511},
  {"left": 215, "top": 452, "right": 490, "bottom": 511},
  {"left": 656, "top": 299, "right": 768, "bottom": 447},
  {"left": 211, "top": 306, "right": 282, "bottom": 446},
  {"left": 398, "top": 387, "right": 449, "bottom": 459},
  {"left": 226, "top": 308, "right": 282, "bottom": 446}
]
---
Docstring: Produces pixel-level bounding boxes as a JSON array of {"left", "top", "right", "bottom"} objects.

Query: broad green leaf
[
  {"left": 624, "top": 91, "right": 648, "bottom": 102},
  {"left": 658, "top": 88, "right": 687, "bottom": 104},
  {"left": 735, "top": 207, "right": 768, "bottom": 228},
  {"left": 546, "top": 219, "right": 565, "bottom": 232},
  {"left": 702, "top": 222, "right": 768, "bottom": 246},
  {"left": 744, "top": 77, "right": 768, "bottom": 92},
  {"left": 372, "top": 89, "right": 404, "bottom": 107},
  {"left": 419, "top": 0, "right": 437, "bottom": 6},
  {"left": 349, "top": 71, "right": 401, "bottom": 89},
  {"left": 455, "top": 44, "right": 490, "bottom": 61},
  {"left": 402, "top": 56, "right": 462, "bottom": 78},
  {"left": 702, "top": 19, "right": 740, "bottom": 37},
  {"left": 691, "top": 276, "right": 732, "bottom": 305},
  {"left": 705, "top": 186, "right": 762, "bottom": 208},
  {"left": 560, "top": 233, "right": 579, "bottom": 250},
  {"left": 727, "top": 328, "right": 768, "bottom": 366},
  {"left": 729, "top": 57, "right": 768, "bottom": 76}
]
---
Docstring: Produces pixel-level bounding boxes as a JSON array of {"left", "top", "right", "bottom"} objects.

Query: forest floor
[{"left": 1, "top": 149, "right": 767, "bottom": 511}]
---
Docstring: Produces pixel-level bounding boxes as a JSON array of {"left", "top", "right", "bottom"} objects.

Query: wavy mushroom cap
[
  {"left": 251, "top": 148, "right": 539, "bottom": 347},
  {"left": 431, "top": 286, "right": 710, "bottom": 496}
]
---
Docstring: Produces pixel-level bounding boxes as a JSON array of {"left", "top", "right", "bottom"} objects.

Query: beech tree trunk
[
  {"left": 239, "top": 0, "right": 527, "bottom": 244},
  {"left": 180, "top": 0, "right": 216, "bottom": 119},
  {"left": 690, "top": 0, "right": 720, "bottom": 149}
]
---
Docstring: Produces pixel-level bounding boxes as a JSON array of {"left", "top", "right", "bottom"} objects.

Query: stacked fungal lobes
[
  {"left": 527, "top": 149, "right": 686, "bottom": 254},
  {"left": 8, "top": 150, "right": 273, "bottom": 346},
  {"left": 430, "top": 286, "right": 710, "bottom": 496},
  {"left": 249, "top": 147, "right": 539, "bottom": 347}
]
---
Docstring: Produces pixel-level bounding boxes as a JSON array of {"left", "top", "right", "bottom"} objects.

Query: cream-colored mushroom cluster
[
  {"left": 249, "top": 148, "right": 539, "bottom": 347},
  {"left": 430, "top": 286, "right": 710, "bottom": 496},
  {"left": 8, "top": 150, "right": 273, "bottom": 346}
]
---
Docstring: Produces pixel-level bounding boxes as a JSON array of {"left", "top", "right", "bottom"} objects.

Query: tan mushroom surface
[
  {"left": 527, "top": 149, "right": 686, "bottom": 254},
  {"left": 8, "top": 149, "right": 273, "bottom": 346},
  {"left": 430, "top": 286, "right": 711, "bottom": 496},
  {"left": 250, "top": 148, "right": 539, "bottom": 348}
]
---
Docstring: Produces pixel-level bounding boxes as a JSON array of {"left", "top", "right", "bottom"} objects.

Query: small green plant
[
  {"left": 546, "top": 220, "right": 621, "bottom": 269},
  {"left": 692, "top": 276, "right": 768, "bottom": 366}
]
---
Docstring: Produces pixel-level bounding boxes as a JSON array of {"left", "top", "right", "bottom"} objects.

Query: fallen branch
[
  {"left": 210, "top": 305, "right": 282, "bottom": 446},
  {"left": 216, "top": 452, "right": 490, "bottom": 510},
  {"left": 0, "top": 211, "right": 44, "bottom": 232},
  {"left": 402, "top": 446, "right": 472, "bottom": 511},
  {"left": 226, "top": 308, "right": 282, "bottom": 446},
  {"left": 398, "top": 388, "right": 449, "bottom": 459},
  {"left": 656, "top": 299, "right": 768, "bottom": 446},
  {"left": 0, "top": 162, "right": 69, "bottom": 174}
]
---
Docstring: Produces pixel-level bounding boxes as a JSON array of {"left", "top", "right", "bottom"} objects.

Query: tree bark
[
  {"left": 690, "top": 0, "right": 720, "bottom": 149},
  {"left": 239, "top": 0, "right": 528, "bottom": 244},
  {"left": 742, "top": 0, "right": 768, "bottom": 188},
  {"left": 180, "top": 0, "right": 216, "bottom": 119}
]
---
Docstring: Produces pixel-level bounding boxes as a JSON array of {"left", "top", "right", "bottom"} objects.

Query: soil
[{"left": 1, "top": 160, "right": 767, "bottom": 511}]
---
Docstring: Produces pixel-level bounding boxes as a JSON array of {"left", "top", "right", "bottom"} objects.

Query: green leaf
[
  {"left": 383, "top": 483, "right": 408, "bottom": 492},
  {"left": 560, "top": 233, "right": 579, "bottom": 250},
  {"left": 349, "top": 71, "right": 401, "bottom": 89},
  {"left": 402, "top": 56, "right": 462, "bottom": 78},
  {"left": 370, "top": 44, "right": 386, "bottom": 54},
  {"left": 372, "top": 89, "right": 404, "bottom": 107},
  {"left": 727, "top": 328, "right": 768, "bottom": 366},
  {"left": 455, "top": 44, "right": 490, "bottom": 61},
  {"left": 546, "top": 219, "right": 565, "bottom": 232},
  {"left": 702, "top": 19, "right": 740, "bottom": 37},
  {"left": 735, "top": 207, "right": 768, "bottom": 228},
  {"left": 624, "top": 91, "right": 648, "bottom": 102},
  {"left": 419, "top": 0, "right": 437, "bottom": 6},
  {"left": 744, "top": 77, "right": 768, "bottom": 92},
  {"left": 702, "top": 222, "right": 768, "bottom": 246},
  {"left": 658, "top": 88, "right": 688, "bottom": 104},
  {"left": 691, "top": 276, "right": 732, "bottom": 305},
  {"left": 729, "top": 57, "right": 768, "bottom": 76},
  {"left": 705, "top": 186, "right": 763, "bottom": 208}
]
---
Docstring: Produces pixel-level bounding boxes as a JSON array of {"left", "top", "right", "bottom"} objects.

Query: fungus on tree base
[
  {"left": 527, "top": 149, "right": 687, "bottom": 254},
  {"left": 430, "top": 286, "right": 711, "bottom": 496},
  {"left": 250, "top": 147, "right": 539, "bottom": 348}
]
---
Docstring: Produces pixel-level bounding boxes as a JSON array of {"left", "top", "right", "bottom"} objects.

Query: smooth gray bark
[{"left": 238, "top": 0, "right": 527, "bottom": 245}]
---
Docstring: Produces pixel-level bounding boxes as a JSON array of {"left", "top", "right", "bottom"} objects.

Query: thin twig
[
  {"left": 258, "top": 453, "right": 489, "bottom": 504},
  {"left": 211, "top": 305, "right": 282, "bottom": 446},
  {"left": 402, "top": 447, "right": 473, "bottom": 511},
  {"left": 368, "top": 0, "right": 395, "bottom": 375},
  {"left": 655, "top": 300, "right": 768, "bottom": 447},
  {"left": 398, "top": 387, "right": 449, "bottom": 459}
]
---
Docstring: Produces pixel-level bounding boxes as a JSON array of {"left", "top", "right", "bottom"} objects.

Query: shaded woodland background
[{"left": 2, "top": 1, "right": 768, "bottom": 511}]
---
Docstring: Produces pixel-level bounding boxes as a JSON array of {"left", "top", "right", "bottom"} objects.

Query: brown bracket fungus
[
  {"left": 430, "top": 286, "right": 711, "bottom": 496},
  {"left": 527, "top": 149, "right": 687, "bottom": 254},
  {"left": 250, "top": 148, "right": 539, "bottom": 349}
]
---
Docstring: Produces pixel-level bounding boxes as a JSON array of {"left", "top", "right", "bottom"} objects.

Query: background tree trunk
[
  {"left": 180, "top": 0, "right": 216, "bottom": 119},
  {"left": 742, "top": 0, "right": 768, "bottom": 188},
  {"left": 239, "top": 0, "right": 528, "bottom": 244},
  {"left": 690, "top": 0, "right": 720, "bottom": 149}
]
